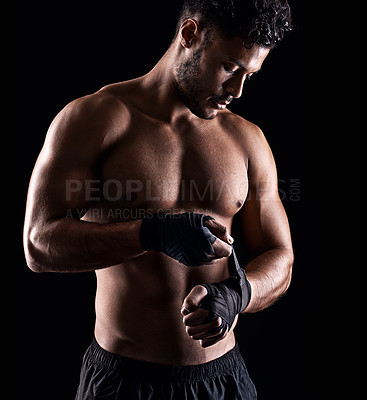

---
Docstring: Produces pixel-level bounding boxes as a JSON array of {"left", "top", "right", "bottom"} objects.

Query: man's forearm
[
  {"left": 243, "top": 248, "right": 294, "bottom": 313},
  {"left": 24, "top": 218, "right": 145, "bottom": 273}
]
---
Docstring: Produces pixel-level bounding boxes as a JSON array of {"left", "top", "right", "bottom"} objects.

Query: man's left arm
[
  {"left": 181, "top": 127, "right": 294, "bottom": 347},
  {"left": 240, "top": 127, "right": 294, "bottom": 313}
]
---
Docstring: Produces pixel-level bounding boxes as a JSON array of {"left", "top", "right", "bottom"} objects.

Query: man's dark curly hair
[{"left": 175, "top": 0, "right": 292, "bottom": 48}]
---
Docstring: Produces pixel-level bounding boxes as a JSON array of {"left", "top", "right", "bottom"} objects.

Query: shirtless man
[{"left": 23, "top": 1, "right": 294, "bottom": 398}]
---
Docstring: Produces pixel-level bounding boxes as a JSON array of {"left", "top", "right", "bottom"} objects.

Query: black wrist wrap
[
  {"left": 199, "top": 248, "right": 251, "bottom": 334},
  {"left": 140, "top": 212, "right": 216, "bottom": 267}
]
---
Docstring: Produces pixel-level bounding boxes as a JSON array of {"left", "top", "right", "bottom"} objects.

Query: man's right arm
[
  {"left": 24, "top": 92, "right": 146, "bottom": 273},
  {"left": 24, "top": 92, "right": 233, "bottom": 273}
]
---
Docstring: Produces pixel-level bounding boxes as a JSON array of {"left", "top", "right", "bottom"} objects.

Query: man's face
[{"left": 175, "top": 35, "right": 270, "bottom": 120}]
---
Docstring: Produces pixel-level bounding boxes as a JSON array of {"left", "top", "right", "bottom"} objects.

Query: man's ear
[{"left": 179, "top": 19, "right": 199, "bottom": 48}]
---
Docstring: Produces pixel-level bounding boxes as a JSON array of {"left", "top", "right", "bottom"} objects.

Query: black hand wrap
[
  {"left": 140, "top": 212, "right": 216, "bottom": 266},
  {"left": 199, "top": 249, "right": 251, "bottom": 336}
]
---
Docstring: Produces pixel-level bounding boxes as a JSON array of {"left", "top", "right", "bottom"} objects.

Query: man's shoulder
[
  {"left": 64, "top": 83, "right": 132, "bottom": 120},
  {"left": 218, "top": 110, "right": 274, "bottom": 169},
  {"left": 219, "top": 110, "right": 265, "bottom": 144},
  {"left": 45, "top": 82, "right": 139, "bottom": 154},
  {"left": 54, "top": 81, "right": 141, "bottom": 137}
]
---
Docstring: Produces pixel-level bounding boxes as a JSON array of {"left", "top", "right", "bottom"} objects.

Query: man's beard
[{"left": 175, "top": 47, "right": 214, "bottom": 120}]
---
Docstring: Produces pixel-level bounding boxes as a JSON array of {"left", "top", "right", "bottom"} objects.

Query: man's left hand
[{"left": 181, "top": 285, "right": 229, "bottom": 348}]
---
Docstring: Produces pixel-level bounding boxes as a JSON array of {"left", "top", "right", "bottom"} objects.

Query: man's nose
[{"left": 224, "top": 74, "right": 247, "bottom": 99}]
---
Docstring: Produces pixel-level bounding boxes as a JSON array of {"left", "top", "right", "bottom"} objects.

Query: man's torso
[{"left": 81, "top": 80, "right": 254, "bottom": 365}]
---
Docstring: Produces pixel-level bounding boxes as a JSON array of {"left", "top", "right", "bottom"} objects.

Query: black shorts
[{"left": 75, "top": 338, "right": 257, "bottom": 399}]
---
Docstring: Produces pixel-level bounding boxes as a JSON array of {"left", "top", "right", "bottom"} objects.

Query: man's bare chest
[{"left": 99, "top": 120, "right": 248, "bottom": 219}]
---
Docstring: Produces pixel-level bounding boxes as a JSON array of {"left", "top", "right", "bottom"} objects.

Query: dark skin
[{"left": 24, "top": 18, "right": 293, "bottom": 363}]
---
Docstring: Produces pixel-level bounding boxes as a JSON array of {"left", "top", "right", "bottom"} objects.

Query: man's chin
[
  {"left": 188, "top": 103, "right": 218, "bottom": 120},
  {"left": 202, "top": 111, "right": 217, "bottom": 120}
]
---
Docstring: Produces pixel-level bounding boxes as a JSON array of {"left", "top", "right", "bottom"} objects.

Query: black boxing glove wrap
[
  {"left": 139, "top": 212, "right": 216, "bottom": 266},
  {"left": 199, "top": 248, "right": 251, "bottom": 334}
]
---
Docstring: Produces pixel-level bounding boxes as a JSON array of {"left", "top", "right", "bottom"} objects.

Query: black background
[{"left": 19, "top": 1, "right": 310, "bottom": 399}]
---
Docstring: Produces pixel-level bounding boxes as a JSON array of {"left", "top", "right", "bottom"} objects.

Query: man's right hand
[
  {"left": 139, "top": 212, "right": 233, "bottom": 266},
  {"left": 203, "top": 217, "right": 234, "bottom": 262}
]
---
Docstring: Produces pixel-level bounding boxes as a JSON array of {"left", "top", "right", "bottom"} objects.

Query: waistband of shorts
[{"left": 88, "top": 337, "right": 244, "bottom": 382}]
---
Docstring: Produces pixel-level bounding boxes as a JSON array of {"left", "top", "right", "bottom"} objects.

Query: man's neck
[{"left": 140, "top": 45, "right": 193, "bottom": 124}]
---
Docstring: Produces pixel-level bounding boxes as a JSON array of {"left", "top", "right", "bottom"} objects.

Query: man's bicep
[
  {"left": 240, "top": 129, "right": 292, "bottom": 257},
  {"left": 26, "top": 100, "right": 105, "bottom": 222},
  {"left": 27, "top": 149, "right": 95, "bottom": 222},
  {"left": 240, "top": 191, "right": 292, "bottom": 258}
]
